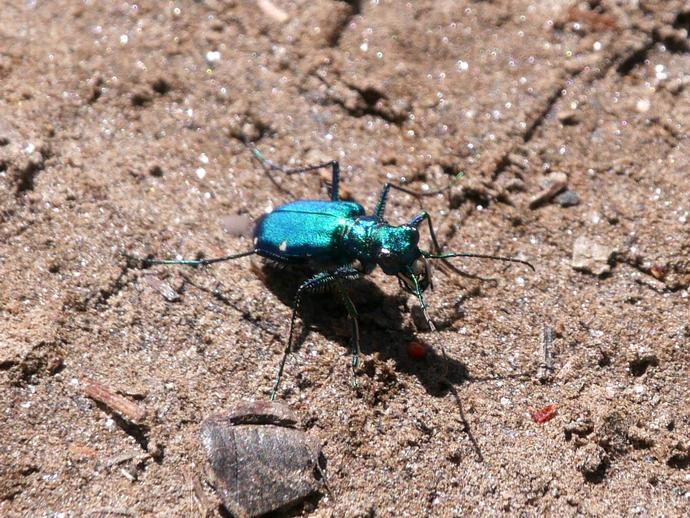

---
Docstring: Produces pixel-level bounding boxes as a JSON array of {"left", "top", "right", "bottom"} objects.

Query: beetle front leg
[{"left": 408, "top": 211, "right": 443, "bottom": 255}]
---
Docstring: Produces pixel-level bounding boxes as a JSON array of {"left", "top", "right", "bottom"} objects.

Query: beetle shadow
[{"left": 252, "top": 261, "right": 470, "bottom": 396}]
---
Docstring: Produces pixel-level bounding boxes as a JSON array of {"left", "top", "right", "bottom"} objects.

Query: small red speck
[
  {"left": 406, "top": 340, "right": 427, "bottom": 360},
  {"left": 531, "top": 404, "right": 558, "bottom": 424}
]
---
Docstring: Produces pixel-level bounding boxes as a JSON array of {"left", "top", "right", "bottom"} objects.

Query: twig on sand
[{"left": 83, "top": 377, "right": 148, "bottom": 424}]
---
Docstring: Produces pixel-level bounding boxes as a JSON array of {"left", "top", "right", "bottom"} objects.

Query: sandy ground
[{"left": 1, "top": 0, "right": 689, "bottom": 516}]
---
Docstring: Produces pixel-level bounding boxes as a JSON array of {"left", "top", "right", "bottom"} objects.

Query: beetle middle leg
[
  {"left": 272, "top": 265, "right": 360, "bottom": 400},
  {"left": 334, "top": 282, "right": 361, "bottom": 388},
  {"left": 249, "top": 145, "right": 342, "bottom": 201}
]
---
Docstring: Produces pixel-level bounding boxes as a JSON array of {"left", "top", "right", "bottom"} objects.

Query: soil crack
[
  {"left": 313, "top": 73, "right": 410, "bottom": 125},
  {"left": 327, "top": 1, "right": 362, "bottom": 48},
  {"left": 490, "top": 15, "right": 669, "bottom": 183}
]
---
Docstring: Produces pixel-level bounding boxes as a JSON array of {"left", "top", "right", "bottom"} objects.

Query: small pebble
[
  {"left": 575, "top": 443, "right": 607, "bottom": 479},
  {"left": 205, "top": 50, "right": 221, "bottom": 63},
  {"left": 564, "top": 418, "right": 594, "bottom": 437},
  {"left": 649, "top": 264, "right": 667, "bottom": 280},
  {"left": 157, "top": 282, "right": 180, "bottom": 302},
  {"left": 571, "top": 236, "right": 614, "bottom": 276},
  {"left": 257, "top": 0, "right": 289, "bottom": 23},
  {"left": 529, "top": 172, "right": 568, "bottom": 209},
  {"left": 635, "top": 98, "right": 651, "bottom": 113},
  {"left": 221, "top": 214, "right": 253, "bottom": 238},
  {"left": 555, "top": 189, "right": 580, "bottom": 207},
  {"left": 144, "top": 276, "right": 180, "bottom": 302}
]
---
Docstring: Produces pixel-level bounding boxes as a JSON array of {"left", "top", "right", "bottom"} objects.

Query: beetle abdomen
[{"left": 254, "top": 200, "right": 365, "bottom": 265}]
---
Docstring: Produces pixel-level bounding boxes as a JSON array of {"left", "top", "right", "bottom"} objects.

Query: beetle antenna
[{"left": 422, "top": 251, "right": 535, "bottom": 272}]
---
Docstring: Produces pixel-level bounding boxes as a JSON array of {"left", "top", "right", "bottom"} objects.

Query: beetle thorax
[
  {"left": 341, "top": 217, "right": 378, "bottom": 270},
  {"left": 342, "top": 217, "right": 420, "bottom": 274}
]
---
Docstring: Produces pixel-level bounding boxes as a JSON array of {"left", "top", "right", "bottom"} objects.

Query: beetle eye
[{"left": 410, "top": 227, "right": 420, "bottom": 245}]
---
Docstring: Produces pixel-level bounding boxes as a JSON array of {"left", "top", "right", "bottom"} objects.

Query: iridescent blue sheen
[
  {"left": 254, "top": 200, "right": 366, "bottom": 265},
  {"left": 254, "top": 199, "right": 421, "bottom": 274}
]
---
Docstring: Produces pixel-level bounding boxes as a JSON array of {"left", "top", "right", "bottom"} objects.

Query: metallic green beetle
[{"left": 147, "top": 151, "right": 533, "bottom": 398}]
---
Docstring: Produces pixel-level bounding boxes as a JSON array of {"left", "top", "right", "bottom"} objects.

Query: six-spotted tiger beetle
[{"left": 145, "top": 147, "right": 534, "bottom": 399}]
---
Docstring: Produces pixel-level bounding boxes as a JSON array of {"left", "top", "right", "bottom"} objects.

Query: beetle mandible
[{"left": 146, "top": 148, "right": 534, "bottom": 399}]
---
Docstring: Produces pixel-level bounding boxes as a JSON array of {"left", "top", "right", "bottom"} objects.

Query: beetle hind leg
[{"left": 143, "top": 250, "right": 255, "bottom": 267}]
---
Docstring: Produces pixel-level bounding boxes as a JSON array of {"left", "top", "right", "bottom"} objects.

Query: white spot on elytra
[
  {"left": 253, "top": 237, "right": 258, "bottom": 245},
  {"left": 279, "top": 241, "right": 288, "bottom": 252}
]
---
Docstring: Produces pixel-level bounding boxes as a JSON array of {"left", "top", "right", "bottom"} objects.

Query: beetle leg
[
  {"left": 272, "top": 273, "right": 329, "bottom": 400},
  {"left": 249, "top": 145, "right": 341, "bottom": 201},
  {"left": 271, "top": 266, "right": 360, "bottom": 400},
  {"left": 408, "top": 211, "right": 443, "bottom": 255},
  {"left": 374, "top": 181, "right": 451, "bottom": 221},
  {"left": 409, "top": 211, "right": 488, "bottom": 279},
  {"left": 143, "top": 250, "right": 255, "bottom": 267},
  {"left": 334, "top": 282, "right": 361, "bottom": 389},
  {"left": 374, "top": 183, "right": 392, "bottom": 220}
]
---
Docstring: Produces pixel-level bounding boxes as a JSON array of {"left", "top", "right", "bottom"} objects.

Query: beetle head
[{"left": 374, "top": 225, "right": 431, "bottom": 293}]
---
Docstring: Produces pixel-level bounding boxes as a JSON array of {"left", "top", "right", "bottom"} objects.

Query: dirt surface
[{"left": 2, "top": 1, "right": 689, "bottom": 516}]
